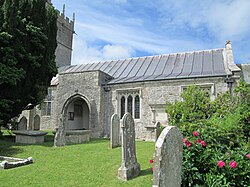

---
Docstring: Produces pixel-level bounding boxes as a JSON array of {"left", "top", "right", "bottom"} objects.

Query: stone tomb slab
[
  {"left": 110, "top": 113, "right": 121, "bottom": 148},
  {"left": 65, "top": 130, "right": 91, "bottom": 144},
  {"left": 53, "top": 130, "right": 91, "bottom": 144},
  {"left": 153, "top": 126, "right": 183, "bottom": 187},
  {"left": 12, "top": 130, "right": 48, "bottom": 144},
  {"left": 118, "top": 113, "right": 140, "bottom": 181}
]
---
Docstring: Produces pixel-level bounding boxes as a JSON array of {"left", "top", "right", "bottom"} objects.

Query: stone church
[{"left": 19, "top": 2, "right": 247, "bottom": 141}]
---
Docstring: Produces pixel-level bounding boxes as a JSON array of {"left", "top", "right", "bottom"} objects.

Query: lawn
[{"left": 0, "top": 132, "right": 155, "bottom": 187}]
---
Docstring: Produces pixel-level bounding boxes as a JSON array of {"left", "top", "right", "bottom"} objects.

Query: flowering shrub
[
  {"left": 181, "top": 126, "right": 250, "bottom": 187},
  {"left": 165, "top": 82, "right": 250, "bottom": 186}
]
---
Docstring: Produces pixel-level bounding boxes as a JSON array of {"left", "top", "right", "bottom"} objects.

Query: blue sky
[{"left": 51, "top": 0, "right": 250, "bottom": 65}]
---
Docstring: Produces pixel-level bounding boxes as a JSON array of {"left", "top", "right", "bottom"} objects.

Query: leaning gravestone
[
  {"left": 110, "top": 113, "right": 121, "bottom": 148},
  {"left": 54, "top": 115, "right": 66, "bottom": 147},
  {"left": 118, "top": 113, "right": 140, "bottom": 181},
  {"left": 153, "top": 126, "right": 183, "bottom": 187}
]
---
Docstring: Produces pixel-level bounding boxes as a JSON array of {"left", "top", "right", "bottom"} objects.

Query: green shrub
[
  {"left": 166, "top": 85, "right": 212, "bottom": 125},
  {"left": 165, "top": 81, "right": 250, "bottom": 186}
]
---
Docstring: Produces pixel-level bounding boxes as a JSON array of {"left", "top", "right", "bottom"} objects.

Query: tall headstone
[
  {"left": 153, "top": 126, "right": 183, "bottom": 187},
  {"left": 110, "top": 113, "right": 121, "bottom": 148},
  {"left": 54, "top": 115, "right": 66, "bottom": 147},
  {"left": 155, "top": 121, "right": 161, "bottom": 142},
  {"left": 118, "top": 113, "right": 140, "bottom": 181}
]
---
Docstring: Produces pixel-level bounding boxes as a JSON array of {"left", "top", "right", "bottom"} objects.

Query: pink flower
[
  {"left": 229, "top": 161, "right": 237, "bottom": 168},
  {"left": 182, "top": 138, "right": 187, "bottom": 143},
  {"left": 217, "top": 160, "right": 225, "bottom": 168},
  {"left": 149, "top": 159, "right": 154, "bottom": 164},
  {"left": 193, "top": 131, "right": 199, "bottom": 137},
  {"left": 185, "top": 141, "right": 192, "bottom": 147},
  {"left": 152, "top": 167, "right": 154, "bottom": 172},
  {"left": 201, "top": 141, "right": 206, "bottom": 147},
  {"left": 246, "top": 153, "right": 250, "bottom": 159}
]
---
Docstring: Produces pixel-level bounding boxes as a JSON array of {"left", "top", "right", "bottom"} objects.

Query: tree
[{"left": 0, "top": 0, "right": 58, "bottom": 128}]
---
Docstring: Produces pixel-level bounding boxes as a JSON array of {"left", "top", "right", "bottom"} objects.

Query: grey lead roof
[{"left": 54, "top": 48, "right": 229, "bottom": 85}]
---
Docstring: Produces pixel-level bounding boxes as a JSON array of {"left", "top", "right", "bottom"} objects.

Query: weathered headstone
[
  {"left": 118, "top": 113, "right": 140, "bottom": 181},
  {"left": 18, "top": 117, "right": 27, "bottom": 130},
  {"left": 33, "top": 115, "right": 40, "bottom": 130},
  {"left": 54, "top": 115, "right": 66, "bottom": 147},
  {"left": 155, "top": 121, "right": 161, "bottom": 142},
  {"left": 153, "top": 126, "right": 183, "bottom": 187},
  {"left": 110, "top": 113, "right": 121, "bottom": 148}
]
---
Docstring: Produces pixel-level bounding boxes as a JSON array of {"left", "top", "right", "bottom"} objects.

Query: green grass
[{"left": 0, "top": 132, "right": 155, "bottom": 187}]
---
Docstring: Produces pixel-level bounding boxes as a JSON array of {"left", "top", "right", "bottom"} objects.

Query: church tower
[{"left": 48, "top": 1, "right": 75, "bottom": 67}]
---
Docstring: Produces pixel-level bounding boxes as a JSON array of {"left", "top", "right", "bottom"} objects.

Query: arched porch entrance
[{"left": 62, "top": 94, "right": 90, "bottom": 131}]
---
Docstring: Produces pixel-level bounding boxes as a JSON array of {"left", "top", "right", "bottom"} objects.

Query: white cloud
[
  {"left": 156, "top": 0, "right": 250, "bottom": 41},
  {"left": 206, "top": 0, "right": 250, "bottom": 40},
  {"left": 72, "top": 36, "right": 135, "bottom": 64},
  {"left": 53, "top": 0, "right": 250, "bottom": 64},
  {"left": 72, "top": 37, "right": 102, "bottom": 64},
  {"left": 102, "top": 45, "right": 134, "bottom": 60}
]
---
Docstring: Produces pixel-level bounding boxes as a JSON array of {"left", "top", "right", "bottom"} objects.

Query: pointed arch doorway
[{"left": 62, "top": 94, "right": 90, "bottom": 131}]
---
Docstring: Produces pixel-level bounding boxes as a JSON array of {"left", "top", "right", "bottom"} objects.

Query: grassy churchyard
[{"left": 0, "top": 131, "right": 155, "bottom": 187}]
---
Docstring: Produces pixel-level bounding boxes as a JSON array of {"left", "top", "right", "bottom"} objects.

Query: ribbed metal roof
[{"left": 54, "top": 48, "right": 230, "bottom": 85}]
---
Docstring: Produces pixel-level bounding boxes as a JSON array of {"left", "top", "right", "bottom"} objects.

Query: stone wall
[
  {"left": 19, "top": 73, "right": 239, "bottom": 141},
  {"left": 40, "top": 85, "right": 58, "bottom": 130},
  {"left": 109, "top": 76, "right": 233, "bottom": 140},
  {"left": 55, "top": 70, "right": 108, "bottom": 138}
]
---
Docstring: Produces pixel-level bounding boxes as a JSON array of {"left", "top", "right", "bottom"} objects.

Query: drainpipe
[{"left": 104, "top": 86, "right": 111, "bottom": 137}]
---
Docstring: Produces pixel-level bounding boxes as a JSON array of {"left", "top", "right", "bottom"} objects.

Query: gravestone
[
  {"left": 33, "top": 115, "right": 40, "bottom": 130},
  {"left": 18, "top": 117, "right": 27, "bottom": 130},
  {"left": 110, "top": 113, "right": 121, "bottom": 148},
  {"left": 153, "top": 126, "right": 183, "bottom": 187},
  {"left": 54, "top": 115, "right": 66, "bottom": 147},
  {"left": 118, "top": 113, "right": 140, "bottom": 181},
  {"left": 155, "top": 121, "right": 161, "bottom": 141}
]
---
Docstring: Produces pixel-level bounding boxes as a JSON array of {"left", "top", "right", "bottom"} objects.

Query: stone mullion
[{"left": 132, "top": 94, "right": 135, "bottom": 118}]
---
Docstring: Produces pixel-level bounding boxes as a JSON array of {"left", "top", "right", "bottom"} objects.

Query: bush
[
  {"left": 166, "top": 85, "right": 212, "bottom": 125},
  {"left": 181, "top": 125, "right": 250, "bottom": 187},
  {"left": 165, "top": 81, "right": 250, "bottom": 186}
]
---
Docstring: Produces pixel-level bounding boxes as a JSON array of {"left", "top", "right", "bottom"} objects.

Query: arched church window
[
  {"left": 117, "top": 88, "right": 141, "bottom": 119},
  {"left": 120, "top": 96, "right": 125, "bottom": 119},
  {"left": 134, "top": 95, "right": 140, "bottom": 119},
  {"left": 127, "top": 95, "right": 133, "bottom": 116}
]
